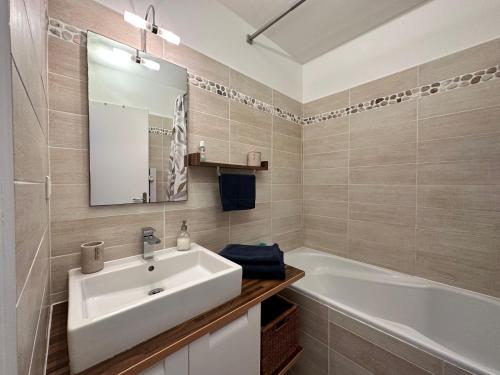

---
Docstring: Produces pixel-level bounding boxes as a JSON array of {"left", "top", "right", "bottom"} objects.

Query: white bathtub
[{"left": 285, "top": 248, "right": 500, "bottom": 375}]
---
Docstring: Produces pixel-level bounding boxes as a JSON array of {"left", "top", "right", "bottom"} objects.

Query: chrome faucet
[{"left": 142, "top": 227, "right": 161, "bottom": 260}]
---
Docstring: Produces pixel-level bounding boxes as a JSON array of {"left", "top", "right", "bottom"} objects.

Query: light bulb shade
[
  {"left": 157, "top": 27, "right": 181, "bottom": 45},
  {"left": 124, "top": 11, "right": 148, "bottom": 30},
  {"left": 141, "top": 58, "right": 160, "bottom": 71}
]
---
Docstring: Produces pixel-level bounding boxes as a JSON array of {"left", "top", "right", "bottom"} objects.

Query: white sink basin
[{"left": 67, "top": 244, "right": 242, "bottom": 373}]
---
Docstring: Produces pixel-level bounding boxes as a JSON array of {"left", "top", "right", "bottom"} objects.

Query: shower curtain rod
[{"left": 246, "top": 0, "right": 307, "bottom": 44}]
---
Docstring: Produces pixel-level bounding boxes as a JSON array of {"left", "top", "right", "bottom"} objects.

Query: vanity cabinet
[{"left": 140, "top": 304, "right": 261, "bottom": 375}]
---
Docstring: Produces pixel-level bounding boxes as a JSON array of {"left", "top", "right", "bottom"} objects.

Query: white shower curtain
[{"left": 165, "top": 94, "right": 187, "bottom": 201}]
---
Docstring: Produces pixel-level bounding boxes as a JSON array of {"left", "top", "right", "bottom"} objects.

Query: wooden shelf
[
  {"left": 187, "top": 152, "right": 268, "bottom": 171},
  {"left": 271, "top": 346, "right": 304, "bottom": 375}
]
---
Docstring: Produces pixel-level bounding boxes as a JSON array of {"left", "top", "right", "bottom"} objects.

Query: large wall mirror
[{"left": 87, "top": 31, "right": 188, "bottom": 206}]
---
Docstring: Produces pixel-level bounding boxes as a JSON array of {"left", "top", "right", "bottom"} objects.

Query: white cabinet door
[
  {"left": 189, "top": 304, "right": 261, "bottom": 375},
  {"left": 139, "top": 346, "right": 188, "bottom": 375}
]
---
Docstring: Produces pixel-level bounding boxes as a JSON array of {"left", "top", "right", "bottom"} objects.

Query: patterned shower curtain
[{"left": 165, "top": 94, "right": 187, "bottom": 201}]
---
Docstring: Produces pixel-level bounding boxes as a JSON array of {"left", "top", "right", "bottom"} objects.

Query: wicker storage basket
[{"left": 261, "top": 295, "right": 299, "bottom": 375}]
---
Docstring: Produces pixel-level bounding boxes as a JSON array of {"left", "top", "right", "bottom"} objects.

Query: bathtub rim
[{"left": 285, "top": 247, "right": 500, "bottom": 375}]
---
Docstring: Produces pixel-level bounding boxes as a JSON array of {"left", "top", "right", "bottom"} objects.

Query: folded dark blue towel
[
  {"left": 219, "top": 244, "right": 282, "bottom": 265},
  {"left": 242, "top": 252, "right": 285, "bottom": 280},
  {"left": 218, "top": 174, "right": 256, "bottom": 211},
  {"left": 219, "top": 244, "right": 285, "bottom": 280}
]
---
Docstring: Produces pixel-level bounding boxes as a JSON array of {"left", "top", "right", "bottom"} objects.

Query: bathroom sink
[{"left": 67, "top": 244, "right": 242, "bottom": 373}]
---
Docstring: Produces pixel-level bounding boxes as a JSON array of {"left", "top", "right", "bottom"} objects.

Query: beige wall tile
[
  {"left": 303, "top": 118, "right": 348, "bottom": 140},
  {"left": 417, "top": 160, "right": 500, "bottom": 185},
  {"left": 188, "top": 134, "right": 229, "bottom": 163},
  {"left": 416, "top": 228, "right": 499, "bottom": 296},
  {"left": 229, "top": 202, "right": 270, "bottom": 225},
  {"left": 303, "top": 90, "right": 349, "bottom": 118},
  {"left": 49, "top": 110, "right": 88, "bottom": 149},
  {"left": 48, "top": 72, "right": 87, "bottom": 115},
  {"left": 328, "top": 323, "right": 430, "bottom": 375},
  {"left": 280, "top": 288, "right": 328, "bottom": 318},
  {"left": 303, "top": 184, "right": 348, "bottom": 202},
  {"left": 50, "top": 253, "right": 80, "bottom": 293},
  {"left": 349, "top": 164, "right": 416, "bottom": 185},
  {"left": 304, "top": 215, "right": 347, "bottom": 236},
  {"left": 350, "top": 203, "right": 416, "bottom": 226},
  {"left": 418, "top": 133, "right": 500, "bottom": 163},
  {"left": 230, "top": 69, "right": 272, "bottom": 103},
  {"left": 350, "top": 101, "right": 417, "bottom": 148},
  {"left": 230, "top": 120, "right": 271, "bottom": 148},
  {"left": 273, "top": 132, "right": 301, "bottom": 154},
  {"left": 51, "top": 212, "right": 164, "bottom": 256},
  {"left": 418, "top": 105, "right": 500, "bottom": 141},
  {"left": 417, "top": 185, "right": 500, "bottom": 211},
  {"left": 304, "top": 200, "right": 348, "bottom": 219},
  {"left": 304, "top": 151, "right": 347, "bottom": 169},
  {"left": 304, "top": 168, "right": 348, "bottom": 185},
  {"left": 164, "top": 207, "right": 229, "bottom": 237},
  {"left": 292, "top": 332, "right": 328, "bottom": 375},
  {"left": 48, "top": 36, "right": 87, "bottom": 80},
  {"left": 16, "top": 233, "right": 49, "bottom": 375},
  {"left": 13, "top": 71, "right": 48, "bottom": 183},
  {"left": 189, "top": 85, "right": 229, "bottom": 118},
  {"left": 188, "top": 110, "right": 229, "bottom": 141},
  {"left": 350, "top": 67, "right": 418, "bottom": 104},
  {"left": 350, "top": 185, "right": 416, "bottom": 206},
  {"left": 50, "top": 147, "right": 88, "bottom": 184},
  {"left": 419, "top": 79, "right": 500, "bottom": 119},
  {"left": 230, "top": 101, "right": 272, "bottom": 130},
  {"left": 329, "top": 350, "right": 374, "bottom": 375},
  {"left": 272, "top": 230, "right": 302, "bottom": 251},
  {"left": 229, "top": 219, "right": 271, "bottom": 244},
  {"left": 303, "top": 228, "right": 348, "bottom": 256},
  {"left": 349, "top": 220, "right": 415, "bottom": 273},
  {"left": 272, "top": 168, "right": 301, "bottom": 185},
  {"left": 256, "top": 184, "right": 272, "bottom": 203},
  {"left": 273, "top": 90, "right": 301, "bottom": 117},
  {"left": 273, "top": 150, "right": 301, "bottom": 169},
  {"left": 304, "top": 132, "right": 348, "bottom": 154},
  {"left": 272, "top": 215, "right": 302, "bottom": 234},
  {"left": 417, "top": 206, "right": 499, "bottom": 234},
  {"left": 164, "top": 43, "right": 229, "bottom": 85},
  {"left": 419, "top": 38, "right": 500, "bottom": 86},
  {"left": 350, "top": 143, "right": 416, "bottom": 167},
  {"left": 15, "top": 184, "right": 48, "bottom": 297},
  {"left": 329, "top": 309, "right": 441, "bottom": 374},
  {"left": 273, "top": 117, "right": 301, "bottom": 138},
  {"left": 189, "top": 227, "right": 230, "bottom": 253},
  {"left": 272, "top": 200, "right": 302, "bottom": 218},
  {"left": 272, "top": 184, "right": 302, "bottom": 201}
]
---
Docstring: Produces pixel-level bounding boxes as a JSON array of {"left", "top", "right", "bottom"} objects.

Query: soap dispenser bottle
[{"left": 177, "top": 220, "right": 191, "bottom": 251}]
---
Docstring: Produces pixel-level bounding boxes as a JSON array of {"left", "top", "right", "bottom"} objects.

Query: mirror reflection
[{"left": 87, "top": 31, "right": 188, "bottom": 206}]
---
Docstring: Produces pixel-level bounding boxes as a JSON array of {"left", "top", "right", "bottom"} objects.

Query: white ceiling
[{"left": 218, "top": 0, "right": 428, "bottom": 63}]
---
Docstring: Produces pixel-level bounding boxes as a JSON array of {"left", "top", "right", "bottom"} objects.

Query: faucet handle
[{"left": 143, "top": 227, "right": 156, "bottom": 237}]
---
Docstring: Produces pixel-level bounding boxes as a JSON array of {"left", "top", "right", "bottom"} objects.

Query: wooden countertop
[{"left": 46, "top": 265, "right": 304, "bottom": 375}]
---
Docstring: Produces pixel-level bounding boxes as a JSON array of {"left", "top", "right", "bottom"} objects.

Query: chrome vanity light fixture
[{"left": 124, "top": 5, "right": 181, "bottom": 48}]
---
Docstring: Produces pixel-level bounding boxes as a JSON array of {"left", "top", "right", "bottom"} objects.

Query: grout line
[{"left": 347, "top": 88, "right": 351, "bottom": 260}]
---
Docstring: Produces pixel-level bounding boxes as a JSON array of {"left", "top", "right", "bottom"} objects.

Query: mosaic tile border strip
[
  {"left": 49, "top": 18, "right": 87, "bottom": 46},
  {"left": 48, "top": 17, "right": 500, "bottom": 128},
  {"left": 303, "top": 64, "right": 500, "bottom": 125},
  {"left": 149, "top": 127, "right": 173, "bottom": 136}
]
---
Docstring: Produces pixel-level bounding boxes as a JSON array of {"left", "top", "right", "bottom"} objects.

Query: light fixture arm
[{"left": 141, "top": 4, "right": 156, "bottom": 53}]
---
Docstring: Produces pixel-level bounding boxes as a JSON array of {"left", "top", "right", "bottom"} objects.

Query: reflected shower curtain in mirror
[{"left": 166, "top": 94, "right": 187, "bottom": 201}]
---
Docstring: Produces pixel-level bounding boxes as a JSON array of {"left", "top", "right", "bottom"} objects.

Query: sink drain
[{"left": 148, "top": 287, "right": 164, "bottom": 296}]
